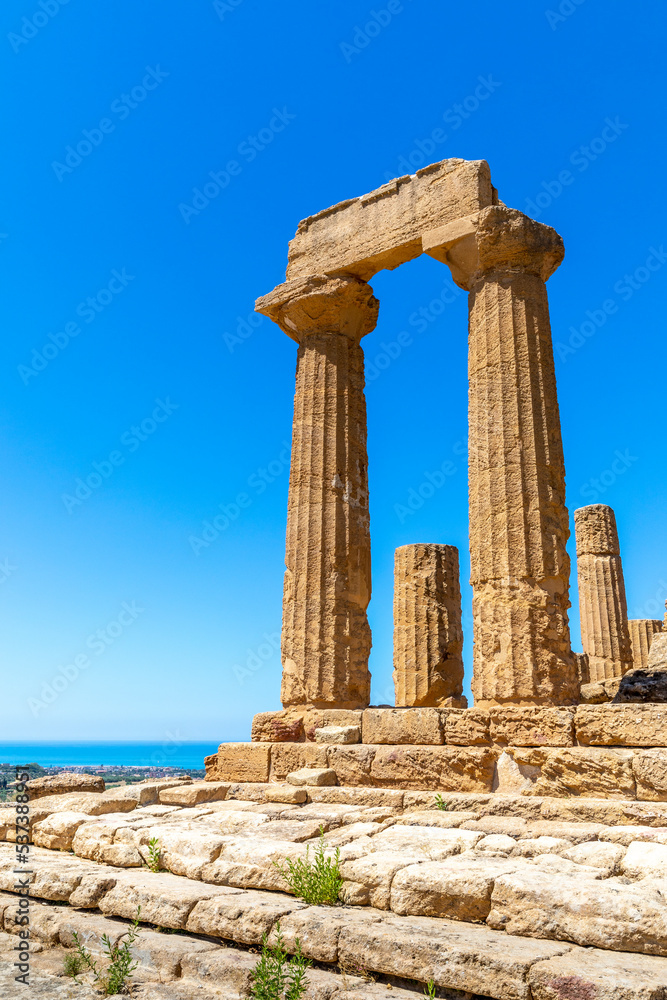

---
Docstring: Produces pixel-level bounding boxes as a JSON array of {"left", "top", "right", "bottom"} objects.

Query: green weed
[
  {"left": 273, "top": 827, "right": 342, "bottom": 905},
  {"left": 250, "top": 923, "right": 310, "bottom": 1000}
]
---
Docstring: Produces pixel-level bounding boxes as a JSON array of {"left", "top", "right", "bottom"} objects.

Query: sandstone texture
[
  {"left": 426, "top": 207, "right": 579, "bottom": 706},
  {"left": 392, "top": 543, "right": 464, "bottom": 707},
  {"left": 256, "top": 275, "right": 378, "bottom": 710},
  {"left": 617, "top": 632, "right": 667, "bottom": 702},
  {"left": 575, "top": 504, "right": 633, "bottom": 682},
  {"left": 361, "top": 707, "right": 443, "bottom": 745},
  {"left": 285, "top": 158, "right": 496, "bottom": 281},
  {"left": 26, "top": 772, "right": 105, "bottom": 799},
  {"left": 628, "top": 618, "right": 664, "bottom": 670}
]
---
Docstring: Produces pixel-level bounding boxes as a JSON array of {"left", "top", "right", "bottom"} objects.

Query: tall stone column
[
  {"left": 575, "top": 504, "right": 633, "bottom": 682},
  {"left": 393, "top": 543, "right": 464, "bottom": 707},
  {"left": 256, "top": 275, "right": 379, "bottom": 709},
  {"left": 424, "top": 206, "right": 579, "bottom": 705}
]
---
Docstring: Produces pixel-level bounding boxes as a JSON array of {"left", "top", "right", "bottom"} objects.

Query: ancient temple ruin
[
  {"left": 7, "top": 159, "right": 667, "bottom": 1000},
  {"left": 206, "top": 157, "right": 666, "bottom": 788}
]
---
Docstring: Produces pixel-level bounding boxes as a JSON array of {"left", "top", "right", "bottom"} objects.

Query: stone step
[
  {"left": 3, "top": 875, "right": 667, "bottom": 1000},
  {"left": 207, "top": 735, "right": 667, "bottom": 799}
]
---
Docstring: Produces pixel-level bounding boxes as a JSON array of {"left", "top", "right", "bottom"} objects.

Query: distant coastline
[{"left": 0, "top": 742, "right": 218, "bottom": 770}]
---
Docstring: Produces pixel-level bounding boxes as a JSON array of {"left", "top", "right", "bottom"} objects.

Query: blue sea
[{"left": 0, "top": 742, "right": 218, "bottom": 770}]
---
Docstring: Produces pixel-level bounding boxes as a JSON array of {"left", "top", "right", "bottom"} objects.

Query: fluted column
[
  {"left": 424, "top": 207, "right": 579, "bottom": 705},
  {"left": 393, "top": 543, "right": 464, "bottom": 707},
  {"left": 628, "top": 619, "right": 663, "bottom": 671},
  {"left": 575, "top": 504, "right": 632, "bottom": 681},
  {"left": 256, "top": 275, "right": 378, "bottom": 709}
]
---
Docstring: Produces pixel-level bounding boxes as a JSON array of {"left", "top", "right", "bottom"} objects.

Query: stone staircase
[{"left": 2, "top": 777, "right": 667, "bottom": 998}]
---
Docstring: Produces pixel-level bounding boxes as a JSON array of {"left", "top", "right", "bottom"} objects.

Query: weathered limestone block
[
  {"left": 286, "top": 768, "right": 336, "bottom": 787},
  {"left": 205, "top": 744, "right": 270, "bottom": 784},
  {"left": 313, "top": 725, "right": 360, "bottom": 744},
  {"left": 633, "top": 750, "right": 667, "bottom": 801},
  {"left": 32, "top": 812, "right": 91, "bottom": 851},
  {"left": 560, "top": 840, "right": 626, "bottom": 873},
  {"left": 529, "top": 946, "right": 667, "bottom": 1000},
  {"left": 361, "top": 708, "right": 444, "bottom": 745},
  {"left": 488, "top": 870, "right": 667, "bottom": 956},
  {"left": 616, "top": 632, "right": 667, "bottom": 702},
  {"left": 370, "top": 825, "right": 483, "bottom": 859},
  {"left": 443, "top": 708, "right": 491, "bottom": 745},
  {"left": 489, "top": 707, "right": 574, "bottom": 746},
  {"left": 425, "top": 207, "right": 579, "bottom": 706},
  {"left": 269, "top": 743, "right": 329, "bottom": 780},
  {"left": 256, "top": 275, "right": 379, "bottom": 709},
  {"left": 328, "top": 745, "right": 497, "bottom": 791},
  {"left": 392, "top": 544, "right": 464, "bottom": 706},
  {"left": 391, "top": 856, "right": 525, "bottom": 921},
  {"left": 628, "top": 619, "right": 664, "bottom": 670},
  {"left": 514, "top": 747, "right": 637, "bottom": 799},
  {"left": 98, "top": 872, "right": 233, "bottom": 930},
  {"left": 621, "top": 841, "right": 667, "bottom": 880},
  {"left": 27, "top": 772, "right": 105, "bottom": 799},
  {"left": 575, "top": 704, "right": 667, "bottom": 746},
  {"left": 251, "top": 711, "right": 305, "bottom": 743},
  {"left": 186, "top": 890, "right": 306, "bottom": 945},
  {"left": 286, "top": 159, "right": 495, "bottom": 281},
  {"left": 158, "top": 782, "right": 229, "bottom": 806},
  {"left": 575, "top": 504, "right": 633, "bottom": 682},
  {"left": 336, "top": 912, "right": 570, "bottom": 1000}
]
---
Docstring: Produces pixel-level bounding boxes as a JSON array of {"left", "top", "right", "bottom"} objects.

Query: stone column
[
  {"left": 627, "top": 619, "right": 663, "bottom": 671},
  {"left": 424, "top": 207, "right": 579, "bottom": 705},
  {"left": 393, "top": 543, "right": 465, "bottom": 707},
  {"left": 255, "top": 275, "right": 379, "bottom": 709},
  {"left": 574, "top": 504, "right": 633, "bottom": 682}
]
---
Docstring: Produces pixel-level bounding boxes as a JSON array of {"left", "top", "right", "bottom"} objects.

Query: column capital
[
  {"left": 255, "top": 274, "right": 379, "bottom": 344},
  {"left": 422, "top": 206, "right": 564, "bottom": 291}
]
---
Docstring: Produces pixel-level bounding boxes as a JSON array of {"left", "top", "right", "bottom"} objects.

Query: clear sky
[{"left": 1, "top": 0, "right": 665, "bottom": 742}]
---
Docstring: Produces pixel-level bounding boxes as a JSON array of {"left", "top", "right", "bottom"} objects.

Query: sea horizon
[{"left": 0, "top": 741, "right": 220, "bottom": 770}]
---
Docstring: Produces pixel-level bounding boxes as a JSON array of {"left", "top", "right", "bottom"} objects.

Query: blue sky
[{"left": 1, "top": 0, "right": 665, "bottom": 742}]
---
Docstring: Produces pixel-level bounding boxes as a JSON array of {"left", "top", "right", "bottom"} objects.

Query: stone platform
[
  {"left": 3, "top": 777, "right": 667, "bottom": 998},
  {"left": 204, "top": 705, "right": 667, "bottom": 799}
]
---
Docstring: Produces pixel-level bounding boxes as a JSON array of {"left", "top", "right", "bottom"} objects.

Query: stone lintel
[{"left": 284, "top": 159, "right": 497, "bottom": 282}]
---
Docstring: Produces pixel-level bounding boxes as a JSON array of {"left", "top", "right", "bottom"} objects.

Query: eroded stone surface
[
  {"left": 392, "top": 544, "right": 463, "bottom": 707},
  {"left": 575, "top": 504, "right": 633, "bottom": 682}
]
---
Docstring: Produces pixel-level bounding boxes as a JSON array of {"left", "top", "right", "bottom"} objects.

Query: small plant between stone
[
  {"left": 273, "top": 827, "right": 343, "bottom": 905},
  {"left": 64, "top": 905, "right": 141, "bottom": 995},
  {"left": 434, "top": 794, "right": 451, "bottom": 811},
  {"left": 147, "top": 836, "right": 162, "bottom": 872},
  {"left": 250, "top": 922, "right": 310, "bottom": 1000}
]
